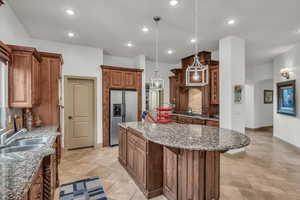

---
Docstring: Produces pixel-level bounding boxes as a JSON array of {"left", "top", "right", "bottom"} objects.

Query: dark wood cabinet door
[
  {"left": 124, "top": 71, "right": 136, "bottom": 89},
  {"left": 111, "top": 70, "right": 124, "bottom": 88},
  {"left": 192, "top": 118, "right": 206, "bottom": 125},
  {"left": 169, "top": 76, "right": 177, "bottom": 104},
  {"left": 127, "top": 140, "right": 135, "bottom": 175},
  {"left": 163, "top": 147, "right": 178, "bottom": 200},
  {"left": 206, "top": 120, "right": 219, "bottom": 127},
  {"left": 28, "top": 183, "right": 43, "bottom": 200},
  {"left": 135, "top": 147, "right": 147, "bottom": 188},
  {"left": 31, "top": 57, "right": 40, "bottom": 105},
  {"left": 118, "top": 127, "right": 127, "bottom": 165},
  {"left": 28, "top": 164, "right": 43, "bottom": 200},
  {"left": 210, "top": 66, "right": 219, "bottom": 105},
  {"left": 9, "top": 53, "right": 32, "bottom": 107}
]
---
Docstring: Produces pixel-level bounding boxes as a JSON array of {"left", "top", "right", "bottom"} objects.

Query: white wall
[
  {"left": 103, "top": 55, "right": 139, "bottom": 68},
  {"left": 0, "top": 2, "right": 30, "bottom": 45},
  {"left": 253, "top": 79, "right": 273, "bottom": 128},
  {"left": 30, "top": 39, "right": 104, "bottom": 144},
  {"left": 219, "top": 36, "right": 246, "bottom": 134},
  {"left": 245, "top": 62, "right": 274, "bottom": 129},
  {"left": 246, "top": 62, "right": 273, "bottom": 84},
  {"left": 273, "top": 44, "right": 300, "bottom": 148},
  {"left": 145, "top": 61, "right": 180, "bottom": 105}
]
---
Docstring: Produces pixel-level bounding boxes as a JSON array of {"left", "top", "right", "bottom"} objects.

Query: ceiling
[{"left": 7, "top": 0, "right": 300, "bottom": 66}]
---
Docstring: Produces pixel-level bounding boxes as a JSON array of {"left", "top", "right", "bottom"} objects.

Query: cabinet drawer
[
  {"left": 128, "top": 130, "right": 147, "bottom": 152},
  {"left": 206, "top": 120, "right": 219, "bottom": 127},
  {"left": 192, "top": 118, "right": 205, "bottom": 125}
]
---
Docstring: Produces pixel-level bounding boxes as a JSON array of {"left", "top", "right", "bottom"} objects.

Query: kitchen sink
[
  {"left": 0, "top": 144, "right": 44, "bottom": 154},
  {"left": 8, "top": 137, "right": 48, "bottom": 146}
]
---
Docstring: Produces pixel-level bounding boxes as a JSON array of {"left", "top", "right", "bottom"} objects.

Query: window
[{"left": 0, "top": 59, "right": 8, "bottom": 131}]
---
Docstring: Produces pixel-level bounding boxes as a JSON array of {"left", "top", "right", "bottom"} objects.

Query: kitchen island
[{"left": 118, "top": 121, "right": 250, "bottom": 200}]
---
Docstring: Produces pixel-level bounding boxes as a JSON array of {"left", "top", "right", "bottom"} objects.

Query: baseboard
[
  {"left": 273, "top": 136, "right": 300, "bottom": 153},
  {"left": 246, "top": 126, "right": 273, "bottom": 131}
]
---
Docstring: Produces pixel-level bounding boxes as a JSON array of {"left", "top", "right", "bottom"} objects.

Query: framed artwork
[
  {"left": 264, "top": 90, "right": 273, "bottom": 104},
  {"left": 234, "top": 85, "right": 242, "bottom": 104},
  {"left": 277, "top": 80, "right": 296, "bottom": 116}
]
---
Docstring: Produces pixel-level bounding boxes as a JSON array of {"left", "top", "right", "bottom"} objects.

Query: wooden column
[
  {"left": 164, "top": 149, "right": 220, "bottom": 200},
  {"left": 101, "top": 65, "right": 144, "bottom": 147}
]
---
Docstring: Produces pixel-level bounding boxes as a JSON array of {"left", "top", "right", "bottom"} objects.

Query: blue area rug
[{"left": 59, "top": 176, "right": 108, "bottom": 200}]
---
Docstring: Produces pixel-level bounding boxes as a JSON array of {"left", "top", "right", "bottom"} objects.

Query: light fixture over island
[{"left": 118, "top": 121, "right": 250, "bottom": 200}]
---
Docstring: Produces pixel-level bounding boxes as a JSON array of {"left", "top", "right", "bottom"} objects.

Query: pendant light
[
  {"left": 150, "top": 16, "right": 164, "bottom": 90},
  {"left": 186, "top": 0, "right": 209, "bottom": 86}
]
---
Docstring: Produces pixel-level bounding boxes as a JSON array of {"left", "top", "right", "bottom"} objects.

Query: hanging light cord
[
  {"left": 155, "top": 20, "right": 159, "bottom": 72},
  {"left": 194, "top": 0, "right": 198, "bottom": 56}
]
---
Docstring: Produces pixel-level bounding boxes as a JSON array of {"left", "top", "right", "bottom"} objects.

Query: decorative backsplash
[
  {"left": 0, "top": 107, "right": 22, "bottom": 132},
  {"left": 188, "top": 88, "right": 202, "bottom": 114}
]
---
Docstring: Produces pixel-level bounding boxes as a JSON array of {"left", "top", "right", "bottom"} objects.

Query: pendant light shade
[
  {"left": 186, "top": 0, "right": 209, "bottom": 86},
  {"left": 150, "top": 16, "right": 164, "bottom": 90}
]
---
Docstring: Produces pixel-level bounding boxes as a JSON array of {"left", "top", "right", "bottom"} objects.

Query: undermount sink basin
[
  {"left": 0, "top": 144, "right": 44, "bottom": 154},
  {"left": 9, "top": 137, "right": 48, "bottom": 146}
]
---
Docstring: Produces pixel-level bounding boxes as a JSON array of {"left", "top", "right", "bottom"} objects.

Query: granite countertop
[
  {"left": 171, "top": 113, "right": 219, "bottom": 121},
  {"left": 0, "top": 126, "right": 60, "bottom": 200},
  {"left": 119, "top": 122, "right": 250, "bottom": 151}
]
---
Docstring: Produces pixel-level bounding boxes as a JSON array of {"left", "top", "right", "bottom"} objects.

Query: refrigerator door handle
[{"left": 121, "top": 103, "right": 125, "bottom": 119}]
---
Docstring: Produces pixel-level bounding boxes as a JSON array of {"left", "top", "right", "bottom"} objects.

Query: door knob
[{"left": 68, "top": 116, "right": 73, "bottom": 120}]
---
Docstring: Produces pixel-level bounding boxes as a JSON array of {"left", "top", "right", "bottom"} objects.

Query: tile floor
[{"left": 55, "top": 129, "right": 300, "bottom": 200}]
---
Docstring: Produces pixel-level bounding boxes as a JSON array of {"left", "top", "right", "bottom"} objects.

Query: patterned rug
[{"left": 59, "top": 176, "right": 107, "bottom": 200}]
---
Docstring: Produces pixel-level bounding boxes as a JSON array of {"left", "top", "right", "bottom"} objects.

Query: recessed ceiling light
[
  {"left": 169, "top": 0, "right": 179, "bottom": 7},
  {"left": 68, "top": 32, "right": 75, "bottom": 37},
  {"left": 190, "top": 38, "right": 197, "bottom": 43},
  {"left": 127, "top": 42, "right": 133, "bottom": 47},
  {"left": 142, "top": 26, "right": 149, "bottom": 32},
  {"left": 227, "top": 19, "right": 236, "bottom": 25},
  {"left": 297, "top": 29, "right": 300, "bottom": 33},
  {"left": 167, "top": 49, "right": 174, "bottom": 54},
  {"left": 65, "top": 9, "right": 75, "bottom": 15}
]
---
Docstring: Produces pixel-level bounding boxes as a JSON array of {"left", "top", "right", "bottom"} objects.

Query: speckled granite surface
[
  {"left": 119, "top": 122, "right": 250, "bottom": 151},
  {"left": 171, "top": 113, "right": 219, "bottom": 121},
  {"left": 0, "top": 126, "right": 59, "bottom": 200}
]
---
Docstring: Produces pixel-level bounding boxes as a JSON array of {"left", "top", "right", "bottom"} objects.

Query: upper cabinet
[
  {"left": 210, "top": 65, "right": 219, "bottom": 105},
  {"left": 8, "top": 45, "right": 42, "bottom": 108},
  {"left": 169, "top": 51, "right": 219, "bottom": 116},
  {"left": 110, "top": 69, "right": 137, "bottom": 89}
]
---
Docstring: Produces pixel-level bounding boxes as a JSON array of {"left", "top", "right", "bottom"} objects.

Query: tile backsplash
[
  {"left": 0, "top": 107, "right": 22, "bottom": 132},
  {"left": 188, "top": 88, "right": 202, "bottom": 114}
]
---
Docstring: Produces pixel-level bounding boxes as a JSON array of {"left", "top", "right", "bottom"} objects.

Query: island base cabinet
[
  {"left": 163, "top": 147, "right": 179, "bottom": 200},
  {"left": 119, "top": 127, "right": 163, "bottom": 199},
  {"left": 178, "top": 151, "right": 220, "bottom": 200}
]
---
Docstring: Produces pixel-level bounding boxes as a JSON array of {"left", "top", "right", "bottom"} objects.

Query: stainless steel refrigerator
[{"left": 110, "top": 89, "right": 137, "bottom": 146}]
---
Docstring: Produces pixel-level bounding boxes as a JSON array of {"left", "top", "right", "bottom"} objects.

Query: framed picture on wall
[
  {"left": 234, "top": 85, "right": 242, "bottom": 104},
  {"left": 277, "top": 80, "right": 296, "bottom": 116},
  {"left": 264, "top": 90, "right": 273, "bottom": 104}
]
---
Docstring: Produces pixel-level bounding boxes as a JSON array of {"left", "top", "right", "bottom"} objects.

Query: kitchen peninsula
[{"left": 118, "top": 122, "right": 250, "bottom": 200}]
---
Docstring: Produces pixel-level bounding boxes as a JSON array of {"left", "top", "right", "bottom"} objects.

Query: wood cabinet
[
  {"left": 170, "top": 51, "right": 219, "bottom": 117},
  {"left": 8, "top": 45, "right": 42, "bottom": 108},
  {"left": 118, "top": 127, "right": 127, "bottom": 166},
  {"left": 169, "top": 76, "right": 177, "bottom": 105},
  {"left": 118, "top": 127, "right": 163, "bottom": 198},
  {"left": 172, "top": 115, "right": 218, "bottom": 127},
  {"left": 110, "top": 69, "right": 137, "bottom": 89},
  {"left": 101, "top": 66, "right": 143, "bottom": 147},
  {"left": 23, "top": 135, "right": 61, "bottom": 200},
  {"left": 28, "top": 164, "right": 43, "bottom": 200},
  {"left": 206, "top": 120, "right": 219, "bottom": 127},
  {"left": 32, "top": 52, "right": 63, "bottom": 127},
  {"left": 163, "top": 147, "right": 179, "bottom": 200},
  {"left": 178, "top": 151, "right": 220, "bottom": 200},
  {"left": 210, "top": 65, "right": 219, "bottom": 105}
]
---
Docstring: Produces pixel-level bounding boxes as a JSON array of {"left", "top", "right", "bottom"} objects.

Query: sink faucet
[{"left": 0, "top": 128, "right": 27, "bottom": 146}]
